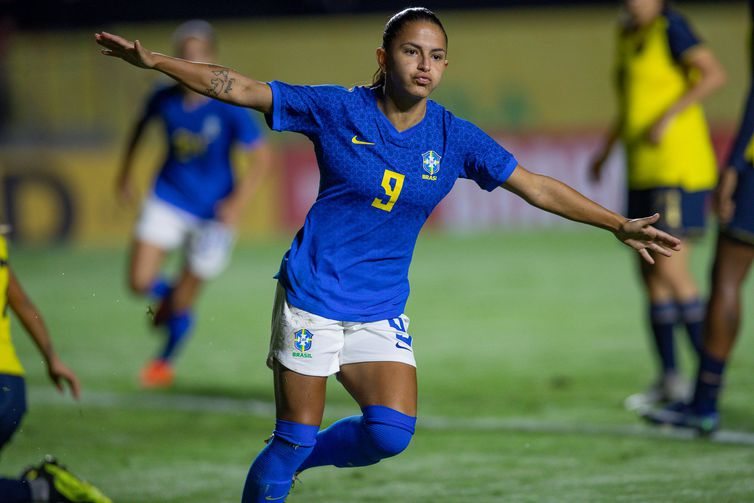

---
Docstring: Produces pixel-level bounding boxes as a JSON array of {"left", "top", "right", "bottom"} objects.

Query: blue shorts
[
  {"left": 627, "top": 187, "right": 709, "bottom": 238},
  {"left": 0, "top": 374, "right": 26, "bottom": 449},
  {"left": 722, "top": 168, "right": 754, "bottom": 246}
]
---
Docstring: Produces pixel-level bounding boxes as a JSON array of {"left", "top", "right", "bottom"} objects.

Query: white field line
[{"left": 29, "top": 386, "right": 754, "bottom": 447}]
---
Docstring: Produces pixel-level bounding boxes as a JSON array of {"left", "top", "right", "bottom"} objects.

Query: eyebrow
[{"left": 400, "top": 42, "right": 446, "bottom": 53}]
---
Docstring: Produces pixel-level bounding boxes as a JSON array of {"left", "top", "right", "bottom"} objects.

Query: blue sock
[
  {"left": 691, "top": 352, "right": 726, "bottom": 415},
  {"left": 158, "top": 311, "right": 193, "bottom": 362},
  {"left": 242, "top": 419, "right": 319, "bottom": 503},
  {"left": 649, "top": 302, "right": 678, "bottom": 375},
  {"left": 0, "top": 478, "right": 32, "bottom": 503},
  {"left": 297, "top": 405, "right": 416, "bottom": 472},
  {"left": 148, "top": 277, "right": 172, "bottom": 300},
  {"left": 679, "top": 298, "right": 704, "bottom": 357}
]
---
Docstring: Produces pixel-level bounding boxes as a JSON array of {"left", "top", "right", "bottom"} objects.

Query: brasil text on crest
[{"left": 422, "top": 151, "right": 441, "bottom": 181}]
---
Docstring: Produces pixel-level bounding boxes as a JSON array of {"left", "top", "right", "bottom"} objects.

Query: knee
[
  {"left": 128, "top": 275, "right": 153, "bottom": 296},
  {"left": 363, "top": 406, "right": 416, "bottom": 460}
]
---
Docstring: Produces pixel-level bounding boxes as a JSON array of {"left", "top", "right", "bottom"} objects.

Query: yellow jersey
[
  {"left": 0, "top": 236, "right": 24, "bottom": 376},
  {"left": 616, "top": 10, "right": 717, "bottom": 191}
]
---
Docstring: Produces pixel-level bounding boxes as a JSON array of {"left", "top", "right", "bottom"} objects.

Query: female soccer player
[
  {"left": 0, "top": 229, "right": 110, "bottom": 502},
  {"left": 116, "top": 20, "right": 271, "bottom": 388},
  {"left": 644, "top": 0, "right": 754, "bottom": 433},
  {"left": 590, "top": 0, "right": 726, "bottom": 410},
  {"left": 97, "top": 8, "right": 681, "bottom": 501}
]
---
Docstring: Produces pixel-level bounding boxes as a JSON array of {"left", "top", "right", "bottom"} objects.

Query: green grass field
[{"left": 4, "top": 230, "right": 754, "bottom": 502}]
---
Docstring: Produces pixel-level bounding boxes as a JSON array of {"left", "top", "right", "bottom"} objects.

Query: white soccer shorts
[
  {"left": 266, "top": 284, "right": 417, "bottom": 377},
  {"left": 135, "top": 196, "right": 235, "bottom": 279}
]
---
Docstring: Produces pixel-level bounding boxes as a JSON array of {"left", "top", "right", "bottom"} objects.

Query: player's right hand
[
  {"left": 47, "top": 355, "right": 82, "bottom": 400},
  {"left": 95, "top": 32, "right": 155, "bottom": 69}
]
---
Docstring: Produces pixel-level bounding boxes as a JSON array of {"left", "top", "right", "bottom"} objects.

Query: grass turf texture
[{"left": 3, "top": 230, "right": 754, "bottom": 502}]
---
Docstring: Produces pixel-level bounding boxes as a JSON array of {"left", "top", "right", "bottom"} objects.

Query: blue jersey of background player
[
  {"left": 644, "top": 0, "right": 754, "bottom": 434},
  {"left": 97, "top": 8, "right": 681, "bottom": 502},
  {"left": 115, "top": 20, "right": 271, "bottom": 388}
]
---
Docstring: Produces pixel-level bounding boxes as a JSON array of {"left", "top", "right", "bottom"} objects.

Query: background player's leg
[
  {"left": 242, "top": 360, "right": 325, "bottom": 502},
  {"left": 691, "top": 234, "right": 754, "bottom": 415},
  {"left": 639, "top": 258, "right": 679, "bottom": 380},
  {"left": 297, "top": 362, "right": 417, "bottom": 472},
  {"left": 654, "top": 243, "right": 705, "bottom": 356},
  {"left": 151, "top": 267, "right": 202, "bottom": 358},
  {"left": 127, "top": 239, "right": 168, "bottom": 296}
]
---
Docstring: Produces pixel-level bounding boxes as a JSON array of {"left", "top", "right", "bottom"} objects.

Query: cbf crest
[
  {"left": 422, "top": 151, "right": 441, "bottom": 181},
  {"left": 292, "top": 329, "right": 314, "bottom": 359}
]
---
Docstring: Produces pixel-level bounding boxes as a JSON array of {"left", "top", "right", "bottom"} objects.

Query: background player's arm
[
  {"left": 216, "top": 142, "right": 274, "bottom": 227},
  {"left": 7, "top": 270, "right": 81, "bottom": 399},
  {"left": 116, "top": 111, "right": 151, "bottom": 205},
  {"left": 648, "top": 46, "right": 726, "bottom": 144},
  {"left": 502, "top": 165, "right": 681, "bottom": 264},
  {"left": 589, "top": 118, "right": 621, "bottom": 182},
  {"left": 95, "top": 32, "right": 272, "bottom": 113}
]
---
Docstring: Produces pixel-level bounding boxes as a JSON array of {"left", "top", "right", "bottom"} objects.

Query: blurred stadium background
[{"left": 1, "top": 1, "right": 753, "bottom": 501}]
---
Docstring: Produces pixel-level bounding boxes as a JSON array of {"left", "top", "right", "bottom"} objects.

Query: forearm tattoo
[{"left": 208, "top": 68, "right": 235, "bottom": 97}]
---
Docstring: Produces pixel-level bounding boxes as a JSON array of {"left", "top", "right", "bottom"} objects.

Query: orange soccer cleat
[{"left": 139, "top": 359, "right": 175, "bottom": 389}]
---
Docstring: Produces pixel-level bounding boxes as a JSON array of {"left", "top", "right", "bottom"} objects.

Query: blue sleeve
[
  {"left": 231, "top": 107, "right": 264, "bottom": 148},
  {"left": 665, "top": 11, "right": 702, "bottom": 63},
  {"left": 458, "top": 120, "right": 518, "bottom": 191},
  {"left": 727, "top": 84, "right": 754, "bottom": 172},
  {"left": 265, "top": 81, "right": 345, "bottom": 137}
]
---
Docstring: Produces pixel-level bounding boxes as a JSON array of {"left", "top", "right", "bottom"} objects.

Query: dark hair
[{"left": 371, "top": 7, "right": 448, "bottom": 88}]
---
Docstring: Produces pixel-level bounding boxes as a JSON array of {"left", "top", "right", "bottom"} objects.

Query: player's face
[
  {"left": 178, "top": 37, "right": 216, "bottom": 63},
  {"left": 624, "top": 0, "right": 664, "bottom": 27},
  {"left": 380, "top": 21, "right": 448, "bottom": 100}
]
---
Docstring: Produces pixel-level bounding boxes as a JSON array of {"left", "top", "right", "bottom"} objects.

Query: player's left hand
[
  {"left": 47, "top": 355, "right": 82, "bottom": 400},
  {"left": 615, "top": 213, "right": 682, "bottom": 265},
  {"left": 647, "top": 115, "right": 672, "bottom": 145}
]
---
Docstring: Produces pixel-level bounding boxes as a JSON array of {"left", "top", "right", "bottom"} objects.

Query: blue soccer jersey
[
  {"left": 145, "top": 84, "right": 264, "bottom": 219},
  {"left": 267, "top": 82, "right": 518, "bottom": 322}
]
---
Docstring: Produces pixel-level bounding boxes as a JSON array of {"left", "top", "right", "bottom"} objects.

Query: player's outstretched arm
[
  {"left": 502, "top": 165, "right": 681, "bottom": 264},
  {"left": 7, "top": 270, "right": 81, "bottom": 399},
  {"left": 95, "top": 32, "right": 272, "bottom": 113}
]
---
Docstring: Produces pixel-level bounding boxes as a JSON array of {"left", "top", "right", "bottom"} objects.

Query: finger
[
  {"left": 651, "top": 229, "right": 682, "bottom": 249},
  {"left": 66, "top": 373, "right": 82, "bottom": 400},
  {"left": 639, "top": 248, "right": 655, "bottom": 265},
  {"left": 647, "top": 242, "right": 673, "bottom": 257}
]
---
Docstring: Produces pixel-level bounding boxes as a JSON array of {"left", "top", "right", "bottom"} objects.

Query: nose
[{"left": 418, "top": 55, "right": 430, "bottom": 72}]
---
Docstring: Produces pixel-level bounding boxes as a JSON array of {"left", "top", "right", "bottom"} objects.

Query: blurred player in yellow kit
[
  {"left": 591, "top": 0, "right": 726, "bottom": 409},
  {"left": 0, "top": 228, "right": 110, "bottom": 503}
]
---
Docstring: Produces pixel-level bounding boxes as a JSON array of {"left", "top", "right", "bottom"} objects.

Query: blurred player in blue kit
[
  {"left": 97, "top": 8, "right": 682, "bottom": 501},
  {"left": 591, "top": 0, "right": 726, "bottom": 409},
  {"left": 644, "top": 0, "right": 754, "bottom": 433},
  {"left": 116, "top": 20, "right": 271, "bottom": 388}
]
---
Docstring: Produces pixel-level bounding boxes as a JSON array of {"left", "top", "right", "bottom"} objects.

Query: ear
[{"left": 376, "top": 47, "right": 386, "bottom": 72}]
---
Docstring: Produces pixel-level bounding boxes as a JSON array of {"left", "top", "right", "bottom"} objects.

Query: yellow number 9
[{"left": 371, "top": 169, "right": 405, "bottom": 212}]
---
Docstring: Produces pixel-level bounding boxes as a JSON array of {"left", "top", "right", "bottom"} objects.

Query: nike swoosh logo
[
  {"left": 395, "top": 343, "right": 412, "bottom": 351},
  {"left": 351, "top": 135, "right": 375, "bottom": 145},
  {"left": 265, "top": 495, "right": 287, "bottom": 501}
]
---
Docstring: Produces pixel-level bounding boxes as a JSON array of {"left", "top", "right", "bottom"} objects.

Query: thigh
[
  {"left": 711, "top": 234, "right": 754, "bottom": 295},
  {"left": 0, "top": 375, "right": 26, "bottom": 449},
  {"left": 337, "top": 362, "right": 417, "bottom": 417},
  {"left": 338, "top": 315, "right": 417, "bottom": 416},
  {"left": 272, "top": 360, "right": 327, "bottom": 426},
  {"left": 128, "top": 239, "right": 168, "bottom": 293}
]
